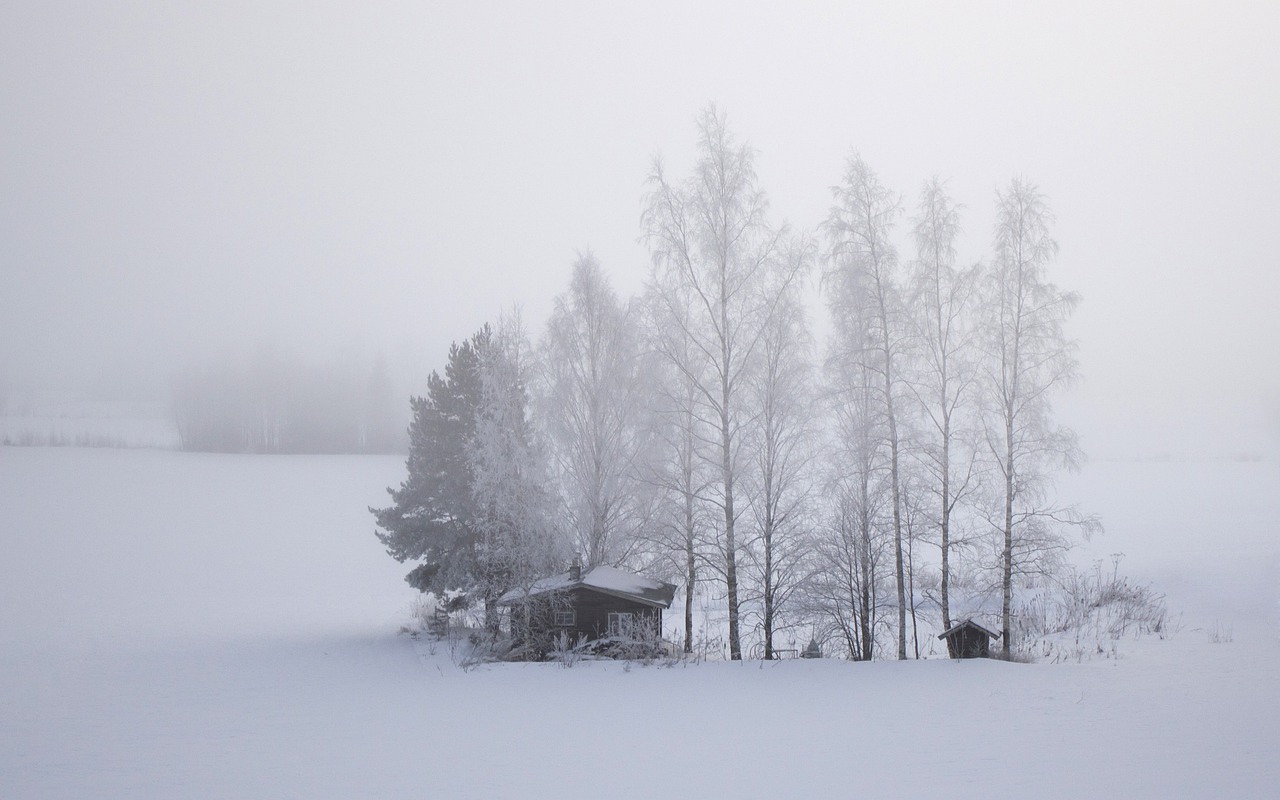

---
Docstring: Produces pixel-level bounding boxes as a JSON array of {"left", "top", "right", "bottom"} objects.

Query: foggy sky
[{"left": 2, "top": 1, "right": 1278, "bottom": 457}]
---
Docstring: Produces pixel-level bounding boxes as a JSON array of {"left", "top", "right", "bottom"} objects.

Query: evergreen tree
[{"left": 371, "top": 327, "right": 489, "bottom": 594}]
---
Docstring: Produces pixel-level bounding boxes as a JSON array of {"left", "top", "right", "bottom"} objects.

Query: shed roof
[
  {"left": 499, "top": 565, "right": 676, "bottom": 609},
  {"left": 937, "top": 619, "right": 1001, "bottom": 641}
]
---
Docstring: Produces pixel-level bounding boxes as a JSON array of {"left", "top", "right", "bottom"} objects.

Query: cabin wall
[
  {"left": 506, "top": 587, "right": 666, "bottom": 658},
  {"left": 567, "top": 589, "right": 661, "bottom": 642},
  {"left": 507, "top": 592, "right": 576, "bottom": 651}
]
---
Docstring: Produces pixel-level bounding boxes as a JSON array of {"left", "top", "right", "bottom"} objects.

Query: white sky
[{"left": 2, "top": 1, "right": 1278, "bottom": 456}]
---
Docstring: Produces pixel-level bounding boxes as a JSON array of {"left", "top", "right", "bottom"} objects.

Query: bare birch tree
[
  {"left": 643, "top": 295, "right": 715, "bottom": 654},
  {"left": 805, "top": 241, "right": 894, "bottom": 661},
  {"left": 538, "top": 253, "right": 654, "bottom": 568},
  {"left": 743, "top": 270, "right": 816, "bottom": 659},
  {"left": 806, "top": 358, "right": 891, "bottom": 661},
  {"left": 906, "top": 177, "right": 982, "bottom": 633},
  {"left": 981, "top": 179, "right": 1098, "bottom": 657},
  {"left": 642, "top": 105, "right": 805, "bottom": 660},
  {"left": 823, "top": 153, "right": 913, "bottom": 659}
]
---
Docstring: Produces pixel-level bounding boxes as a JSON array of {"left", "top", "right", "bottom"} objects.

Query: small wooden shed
[{"left": 938, "top": 619, "right": 1001, "bottom": 659}]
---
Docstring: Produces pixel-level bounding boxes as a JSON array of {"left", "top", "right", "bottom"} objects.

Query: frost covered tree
[
  {"left": 643, "top": 105, "right": 807, "bottom": 660},
  {"left": 806, "top": 255, "right": 896, "bottom": 662},
  {"left": 743, "top": 274, "right": 816, "bottom": 659},
  {"left": 371, "top": 328, "right": 487, "bottom": 594},
  {"left": 906, "top": 178, "right": 982, "bottom": 633},
  {"left": 807, "top": 361, "right": 890, "bottom": 661},
  {"left": 471, "top": 312, "right": 566, "bottom": 627},
  {"left": 538, "top": 254, "right": 654, "bottom": 569},
  {"left": 981, "top": 179, "right": 1097, "bottom": 656},
  {"left": 372, "top": 314, "right": 567, "bottom": 622},
  {"left": 823, "top": 153, "right": 912, "bottom": 659},
  {"left": 642, "top": 282, "right": 715, "bottom": 655}
]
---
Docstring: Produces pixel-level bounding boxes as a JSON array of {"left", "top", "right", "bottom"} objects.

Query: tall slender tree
[
  {"left": 643, "top": 105, "right": 805, "bottom": 660},
  {"left": 745, "top": 271, "right": 816, "bottom": 659},
  {"left": 982, "top": 179, "right": 1096, "bottom": 656},
  {"left": 643, "top": 303, "right": 714, "bottom": 655},
  {"left": 823, "top": 153, "right": 912, "bottom": 659},
  {"left": 906, "top": 177, "right": 982, "bottom": 633},
  {"left": 538, "top": 254, "right": 653, "bottom": 568},
  {"left": 471, "top": 312, "right": 565, "bottom": 628}
]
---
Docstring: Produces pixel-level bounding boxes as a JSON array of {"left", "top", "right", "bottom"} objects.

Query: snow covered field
[{"left": 2, "top": 447, "right": 1277, "bottom": 798}]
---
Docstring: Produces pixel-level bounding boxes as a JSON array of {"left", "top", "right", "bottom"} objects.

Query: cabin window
[
  {"left": 607, "top": 612, "right": 633, "bottom": 636},
  {"left": 553, "top": 610, "right": 575, "bottom": 627}
]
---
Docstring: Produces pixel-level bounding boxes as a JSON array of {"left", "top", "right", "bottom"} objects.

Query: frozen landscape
[
  {"left": 4, "top": 3, "right": 1278, "bottom": 798},
  {"left": 2, "top": 446, "right": 1276, "bottom": 798}
]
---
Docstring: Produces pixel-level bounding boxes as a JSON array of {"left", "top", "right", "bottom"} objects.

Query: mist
[
  {"left": 3, "top": 2, "right": 1278, "bottom": 459},
  {"left": 5, "top": 7, "right": 1280, "bottom": 795}
]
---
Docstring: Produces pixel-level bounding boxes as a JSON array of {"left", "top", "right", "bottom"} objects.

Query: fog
[{"left": 3, "top": 2, "right": 1278, "bottom": 458}]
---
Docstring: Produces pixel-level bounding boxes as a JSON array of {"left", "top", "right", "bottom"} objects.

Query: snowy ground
[{"left": 1, "top": 447, "right": 1277, "bottom": 798}]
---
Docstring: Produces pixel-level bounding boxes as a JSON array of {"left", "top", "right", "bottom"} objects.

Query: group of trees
[{"left": 373, "top": 106, "right": 1091, "bottom": 660}]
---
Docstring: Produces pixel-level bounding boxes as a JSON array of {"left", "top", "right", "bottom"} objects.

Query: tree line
[
  {"left": 171, "top": 351, "right": 402, "bottom": 454},
  {"left": 373, "top": 106, "right": 1095, "bottom": 660}
]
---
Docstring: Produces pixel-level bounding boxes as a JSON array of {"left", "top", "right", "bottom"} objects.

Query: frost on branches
[
  {"left": 370, "top": 110, "right": 1116, "bottom": 663},
  {"left": 372, "top": 319, "right": 566, "bottom": 622}
]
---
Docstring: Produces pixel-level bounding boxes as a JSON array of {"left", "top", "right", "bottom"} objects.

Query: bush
[{"left": 1012, "top": 555, "right": 1168, "bottom": 662}]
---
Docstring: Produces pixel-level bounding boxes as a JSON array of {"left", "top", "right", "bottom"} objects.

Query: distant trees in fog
[
  {"left": 171, "top": 351, "right": 402, "bottom": 454},
  {"left": 373, "top": 105, "right": 1090, "bottom": 660}
]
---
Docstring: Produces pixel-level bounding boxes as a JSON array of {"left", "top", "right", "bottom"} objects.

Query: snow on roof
[
  {"left": 937, "top": 618, "right": 1001, "bottom": 640},
  {"left": 499, "top": 565, "right": 676, "bottom": 608}
]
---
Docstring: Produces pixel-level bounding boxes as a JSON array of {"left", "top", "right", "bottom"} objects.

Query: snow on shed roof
[
  {"left": 937, "top": 619, "right": 1001, "bottom": 640},
  {"left": 499, "top": 565, "right": 676, "bottom": 609}
]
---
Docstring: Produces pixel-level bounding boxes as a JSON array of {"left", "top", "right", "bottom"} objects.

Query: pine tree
[{"left": 371, "top": 327, "right": 488, "bottom": 594}]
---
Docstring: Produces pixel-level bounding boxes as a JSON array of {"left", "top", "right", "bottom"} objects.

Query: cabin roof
[
  {"left": 937, "top": 618, "right": 1001, "bottom": 641},
  {"left": 499, "top": 565, "right": 676, "bottom": 609}
]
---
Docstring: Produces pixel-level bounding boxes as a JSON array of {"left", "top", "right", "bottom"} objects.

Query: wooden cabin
[
  {"left": 499, "top": 562, "right": 676, "bottom": 658},
  {"left": 938, "top": 619, "right": 1001, "bottom": 659}
]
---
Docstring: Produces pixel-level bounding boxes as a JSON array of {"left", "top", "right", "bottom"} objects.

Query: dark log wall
[
  {"left": 568, "top": 588, "right": 662, "bottom": 641},
  {"left": 508, "top": 588, "right": 666, "bottom": 656},
  {"left": 946, "top": 627, "right": 991, "bottom": 659}
]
